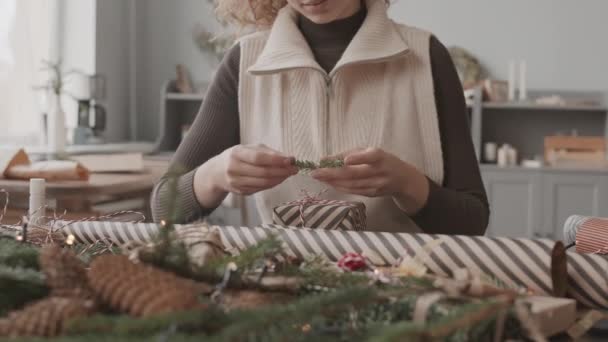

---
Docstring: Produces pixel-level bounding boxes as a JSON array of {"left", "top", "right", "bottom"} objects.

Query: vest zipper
[{"left": 324, "top": 76, "right": 332, "bottom": 157}]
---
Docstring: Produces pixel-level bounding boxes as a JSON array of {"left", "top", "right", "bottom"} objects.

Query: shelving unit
[
  {"left": 469, "top": 88, "right": 608, "bottom": 238},
  {"left": 481, "top": 102, "right": 607, "bottom": 112},
  {"left": 154, "top": 80, "right": 209, "bottom": 152},
  {"left": 468, "top": 100, "right": 607, "bottom": 112},
  {"left": 480, "top": 163, "right": 608, "bottom": 175},
  {"left": 154, "top": 80, "right": 250, "bottom": 226},
  {"left": 468, "top": 88, "right": 608, "bottom": 162}
]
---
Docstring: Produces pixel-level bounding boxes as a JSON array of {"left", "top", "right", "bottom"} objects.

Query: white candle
[
  {"left": 484, "top": 142, "right": 498, "bottom": 163},
  {"left": 508, "top": 60, "right": 516, "bottom": 102},
  {"left": 497, "top": 145, "right": 509, "bottom": 167},
  {"left": 29, "top": 178, "right": 46, "bottom": 226},
  {"left": 519, "top": 60, "right": 527, "bottom": 101},
  {"left": 508, "top": 147, "right": 519, "bottom": 166}
]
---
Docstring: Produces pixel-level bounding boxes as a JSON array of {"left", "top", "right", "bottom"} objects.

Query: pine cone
[
  {"left": 0, "top": 297, "right": 94, "bottom": 338},
  {"left": 88, "top": 255, "right": 209, "bottom": 317},
  {"left": 39, "top": 245, "right": 93, "bottom": 299}
]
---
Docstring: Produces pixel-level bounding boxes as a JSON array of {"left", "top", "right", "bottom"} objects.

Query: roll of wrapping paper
[
  {"left": 58, "top": 221, "right": 608, "bottom": 310},
  {"left": 563, "top": 215, "right": 608, "bottom": 255}
]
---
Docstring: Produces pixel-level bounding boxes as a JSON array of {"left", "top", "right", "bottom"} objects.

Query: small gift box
[{"left": 272, "top": 191, "right": 366, "bottom": 231}]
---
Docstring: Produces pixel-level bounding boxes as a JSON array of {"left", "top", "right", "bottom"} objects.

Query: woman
[{"left": 152, "top": 0, "right": 489, "bottom": 235}]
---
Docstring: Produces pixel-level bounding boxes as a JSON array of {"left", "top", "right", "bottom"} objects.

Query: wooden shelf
[
  {"left": 467, "top": 102, "right": 607, "bottom": 112},
  {"left": 166, "top": 92, "right": 205, "bottom": 101},
  {"left": 480, "top": 163, "right": 608, "bottom": 174},
  {"left": 482, "top": 101, "right": 606, "bottom": 112}
]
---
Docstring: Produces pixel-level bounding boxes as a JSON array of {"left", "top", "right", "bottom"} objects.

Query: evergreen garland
[
  {"left": 0, "top": 236, "right": 531, "bottom": 341},
  {"left": 59, "top": 286, "right": 525, "bottom": 342},
  {"left": 0, "top": 238, "right": 40, "bottom": 270},
  {"left": 0, "top": 265, "right": 49, "bottom": 316},
  {"left": 0, "top": 174, "right": 534, "bottom": 341}
]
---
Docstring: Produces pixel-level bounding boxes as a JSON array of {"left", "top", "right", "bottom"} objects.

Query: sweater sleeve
[
  {"left": 411, "top": 36, "right": 490, "bottom": 236},
  {"left": 151, "top": 44, "right": 242, "bottom": 223}
]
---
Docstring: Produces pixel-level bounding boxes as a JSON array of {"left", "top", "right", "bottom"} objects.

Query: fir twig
[
  {"left": 0, "top": 238, "right": 40, "bottom": 270},
  {"left": 293, "top": 158, "right": 344, "bottom": 173},
  {"left": 426, "top": 295, "right": 514, "bottom": 339},
  {"left": 213, "top": 287, "right": 377, "bottom": 341},
  {"left": 71, "top": 240, "right": 120, "bottom": 264},
  {"left": 65, "top": 308, "right": 230, "bottom": 337},
  {"left": 0, "top": 265, "right": 49, "bottom": 316}
]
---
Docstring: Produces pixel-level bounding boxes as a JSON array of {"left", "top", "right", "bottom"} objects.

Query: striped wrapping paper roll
[
  {"left": 58, "top": 221, "right": 608, "bottom": 310},
  {"left": 563, "top": 215, "right": 608, "bottom": 254}
]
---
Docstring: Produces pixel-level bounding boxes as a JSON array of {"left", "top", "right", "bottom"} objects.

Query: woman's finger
[
  {"left": 230, "top": 175, "right": 287, "bottom": 189},
  {"left": 344, "top": 147, "right": 384, "bottom": 166},
  {"left": 312, "top": 164, "right": 378, "bottom": 181},
  {"left": 331, "top": 186, "right": 380, "bottom": 197},
  {"left": 234, "top": 145, "right": 294, "bottom": 167},
  {"left": 229, "top": 161, "right": 297, "bottom": 178},
  {"left": 321, "top": 147, "right": 365, "bottom": 161},
  {"left": 322, "top": 177, "right": 386, "bottom": 190}
]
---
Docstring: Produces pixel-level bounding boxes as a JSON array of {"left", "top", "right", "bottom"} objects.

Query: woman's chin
[{"left": 303, "top": 14, "right": 336, "bottom": 24}]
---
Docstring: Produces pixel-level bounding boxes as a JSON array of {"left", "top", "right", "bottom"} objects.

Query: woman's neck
[{"left": 297, "top": 5, "right": 367, "bottom": 49}]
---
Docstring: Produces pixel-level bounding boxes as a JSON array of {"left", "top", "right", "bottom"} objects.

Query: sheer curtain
[{"left": 0, "top": 0, "right": 52, "bottom": 146}]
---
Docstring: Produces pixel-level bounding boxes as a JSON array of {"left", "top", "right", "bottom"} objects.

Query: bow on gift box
[{"left": 290, "top": 189, "right": 329, "bottom": 228}]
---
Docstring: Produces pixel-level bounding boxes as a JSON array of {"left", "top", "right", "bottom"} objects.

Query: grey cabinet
[
  {"left": 482, "top": 168, "right": 542, "bottom": 238},
  {"left": 541, "top": 173, "right": 608, "bottom": 240},
  {"left": 482, "top": 166, "right": 608, "bottom": 239}
]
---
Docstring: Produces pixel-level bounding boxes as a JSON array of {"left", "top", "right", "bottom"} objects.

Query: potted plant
[{"left": 34, "top": 60, "right": 84, "bottom": 157}]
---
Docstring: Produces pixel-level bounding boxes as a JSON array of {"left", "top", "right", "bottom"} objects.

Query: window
[{"left": 0, "top": 0, "right": 53, "bottom": 146}]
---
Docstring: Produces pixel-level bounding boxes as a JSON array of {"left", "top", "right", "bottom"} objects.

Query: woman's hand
[
  {"left": 310, "top": 148, "right": 430, "bottom": 215},
  {"left": 194, "top": 144, "right": 297, "bottom": 208}
]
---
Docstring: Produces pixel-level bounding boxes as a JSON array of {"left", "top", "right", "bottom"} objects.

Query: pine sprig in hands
[{"left": 293, "top": 158, "right": 345, "bottom": 173}]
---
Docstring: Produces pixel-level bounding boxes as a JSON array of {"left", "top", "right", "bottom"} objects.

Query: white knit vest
[{"left": 238, "top": 0, "right": 443, "bottom": 233}]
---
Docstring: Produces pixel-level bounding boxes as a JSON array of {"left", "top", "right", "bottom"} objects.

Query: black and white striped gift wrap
[
  {"left": 59, "top": 221, "right": 608, "bottom": 310},
  {"left": 272, "top": 199, "right": 366, "bottom": 230}
]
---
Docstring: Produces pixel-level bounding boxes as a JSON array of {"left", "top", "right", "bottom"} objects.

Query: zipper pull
[{"left": 325, "top": 77, "right": 332, "bottom": 98}]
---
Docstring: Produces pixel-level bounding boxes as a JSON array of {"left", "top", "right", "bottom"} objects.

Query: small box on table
[{"left": 273, "top": 198, "right": 366, "bottom": 231}]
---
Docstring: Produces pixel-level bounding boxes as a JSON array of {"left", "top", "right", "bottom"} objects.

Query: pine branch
[
  {"left": 9, "top": 335, "right": 204, "bottom": 342},
  {"left": 0, "top": 265, "right": 49, "bottom": 316},
  {"left": 0, "top": 238, "right": 40, "bottom": 270},
  {"left": 70, "top": 241, "right": 120, "bottom": 265},
  {"left": 367, "top": 321, "right": 426, "bottom": 342},
  {"left": 426, "top": 295, "right": 514, "bottom": 339},
  {"left": 65, "top": 308, "right": 230, "bottom": 337},
  {"left": 213, "top": 287, "right": 378, "bottom": 341},
  {"left": 318, "top": 158, "right": 345, "bottom": 169},
  {"left": 293, "top": 160, "right": 318, "bottom": 172},
  {"left": 293, "top": 158, "right": 344, "bottom": 172},
  {"left": 137, "top": 169, "right": 186, "bottom": 271},
  {"left": 140, "top": 235, "right": 287, "bottom": 291}
]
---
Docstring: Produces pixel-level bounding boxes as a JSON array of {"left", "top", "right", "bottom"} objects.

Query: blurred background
[{"left": 1, "top": 0, "right": 607, "bottom": 238}]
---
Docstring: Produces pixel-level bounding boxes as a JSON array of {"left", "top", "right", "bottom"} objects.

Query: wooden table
[{"left": 0, "top": 158, "right": 168, "bottom": 223}]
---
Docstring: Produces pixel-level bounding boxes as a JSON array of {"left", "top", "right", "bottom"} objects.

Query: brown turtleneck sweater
[{"left": 151, "top": 8, "right": 490, "bottom": 235}]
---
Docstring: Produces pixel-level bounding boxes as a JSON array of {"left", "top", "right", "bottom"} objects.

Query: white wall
[
  {"left": 60, "top": 0, "right": 96, "bottom": 74},
  {"left": 60, "top": 0, "right": 135, "bottom": 143},
  {"left": 60, "top": 0, "right": 96, "bottom": 132},
  {"left": 135, "top": 0, "right": 220, "bottom": 141},
  {"left": 95, "top": 0, "right": 131, "bottom": 142},
  {"left": 389, "top": 0, "right": 608, "bottom": 93}
]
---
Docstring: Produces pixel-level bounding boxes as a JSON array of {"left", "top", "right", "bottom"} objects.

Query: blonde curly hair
[{"left": 215, "top": 0, "right": 288, "bottom": 28}]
